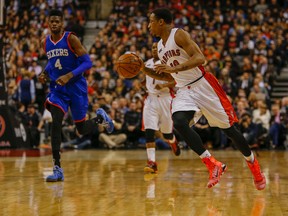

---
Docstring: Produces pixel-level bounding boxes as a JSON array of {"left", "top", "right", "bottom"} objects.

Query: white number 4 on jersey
[{"left": 55, "top": 59, "right": 62, "bottom": 69}]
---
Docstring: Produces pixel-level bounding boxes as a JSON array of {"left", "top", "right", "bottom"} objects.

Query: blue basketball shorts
[{"left": 45, "top": 79, "right": 88, "bottom": 122}]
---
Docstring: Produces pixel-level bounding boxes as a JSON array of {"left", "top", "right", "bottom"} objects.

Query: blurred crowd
[{"left": 3, "top": 0, "right": 288, "bottom": 150}]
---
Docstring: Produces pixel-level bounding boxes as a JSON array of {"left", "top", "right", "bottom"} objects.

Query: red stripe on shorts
[{"left": 204, "top": 72, "right": 238, "bottom": 126}]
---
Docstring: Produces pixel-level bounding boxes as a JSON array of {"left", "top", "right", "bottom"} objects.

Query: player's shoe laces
[
  {"left": 46, "top": 165, "right": 64, "bottom": 182},
  {"left": 144, "top": 161, "right": 158, "bottom": 173},
  {"left": 168, "top": 138, "right": 181, "bottom": 156},
  {"left": 202, "top": 156, "right": 227, "bottom": 188},
  {"left": 96, "top": 108, "right": 114, "bottom": 134},
  {"left": 246, "top": 158, "right": 266, "bottom": 190}
]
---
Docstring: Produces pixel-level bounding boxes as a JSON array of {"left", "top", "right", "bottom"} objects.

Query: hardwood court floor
[{"left": 0, "top": 149, "right": 287, "bottom": 216}]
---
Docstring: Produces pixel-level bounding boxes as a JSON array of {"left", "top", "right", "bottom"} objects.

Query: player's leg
[
  {"left": 198, "top": 73, "right": 266, "bottom": 190},
  {"left": 143, "top": 96, "right": 158, "bottom": 173},
  {"left": 172, "top": 110, "right": 226, "bottom": 188},
  {"left": 222, "top": 125, "right": 266, "bottom": 190},
  {"left": 46, "top": 105, "right": 65, "bottom": 182},
  {"left": 159, "top": 96, "right": 180, "bottom": 156},
  {"left": 162, "top": 133, "right": 180, "bottom": 156},
  {"left": 172, "top": 111, "right": 208, "bottom": 154},
  {"left": 69, "top": 82, "right": 114, "bottom": 134},
  {"left": 75, "top": 118, "right": 99, "bottom": 135},
  {"left": 74, "top": 110, "right": 113, "bottom": 135},
  {"left": 144, "top": 129, "right": 158, "bottom": 173},
  {"left": 95, "top": 108, "right": 114, "bottom": 133}
]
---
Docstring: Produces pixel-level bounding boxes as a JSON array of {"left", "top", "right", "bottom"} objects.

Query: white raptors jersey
[
  {"left": 157, "top": 28, "right": 205, "bottom": 88},
  {"left": 145, "top": 58, "right": 170, "bottom": 95}
]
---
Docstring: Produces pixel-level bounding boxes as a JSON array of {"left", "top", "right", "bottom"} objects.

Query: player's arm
[
  {"left": 56, "top": 34, "right": 92, "bottom": 85},
  {"left": 133, "top": 54, "right": 173, "bottom": 81},
  {"left": 141, "top": 66, "right": 174, "bottom": 81},
  {"left": 155, "top": 80, "right": 176, "bottom": 90},
  {"left": 155, "top": 29, "right": 206, "bottom": 73},
  {"left": 68, "top": 34, "right": 92, "bottom": 76},
  {"left": 174, "top": 30, "right": 206, "bottom": 71}
]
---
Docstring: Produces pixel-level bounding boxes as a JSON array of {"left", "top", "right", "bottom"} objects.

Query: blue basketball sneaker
[
  {"left": 96, "top": 108, "right": 114, "bottom": 134},
  {"left": 46, "top": 165, "right": 64, "bottom": 182}
]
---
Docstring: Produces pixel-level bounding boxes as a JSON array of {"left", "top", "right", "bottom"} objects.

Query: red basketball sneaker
[
  {"left": 144, "top": 161, "right": 158, "bottom": 174},
  {"left": 202, "top": 156, "right": 227, "bottom": 188},
  {"left": 246, "top": 158, "right": 266, "bottom": 190},
  {"left": 167, "top": 139, "right": 181, "bottom": 156}
]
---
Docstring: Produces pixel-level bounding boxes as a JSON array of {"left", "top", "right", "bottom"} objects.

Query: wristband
[{"left": 72, "top": 54, "right": 92, "bottom": 77}]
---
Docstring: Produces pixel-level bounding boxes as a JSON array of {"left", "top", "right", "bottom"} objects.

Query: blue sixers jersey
[
  {"left": 45, "top": 31, "right": 79, "bottom": 81},
  {"left": 44, "top": 31, "right": 88, "bottom": 121}
]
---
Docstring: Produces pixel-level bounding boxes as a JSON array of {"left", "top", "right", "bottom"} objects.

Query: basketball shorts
[
  {"left": 172, "top": 72, "right": 238, "bottom": 129},
  {"left": 45, "top": 79, "right": 88, "bottom": 122},
  {"left": 143, "top": 94, "right": 173, "bottom": 134}
]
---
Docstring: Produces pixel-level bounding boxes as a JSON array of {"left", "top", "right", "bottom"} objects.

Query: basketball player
[
  {"left": 143, "top": 42, "right": 180, "bottom": 174},
  {"left": 38, "top": 9, "right": 114, "bottom": 182},
  {"left": 141, "top": 8, "right": 266, "bottom": 190}
]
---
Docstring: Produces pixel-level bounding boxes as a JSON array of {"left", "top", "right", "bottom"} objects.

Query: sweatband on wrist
[{"left": 72, "top": 54, "right": 92, "bottom": 77}]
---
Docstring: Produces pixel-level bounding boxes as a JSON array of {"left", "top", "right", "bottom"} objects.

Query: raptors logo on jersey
[
  {"left": 161, "top": 49, "right": 180, "bottom": 64},
  {"left": 157, "top": 28, "right": 205, "bottom": 88}
]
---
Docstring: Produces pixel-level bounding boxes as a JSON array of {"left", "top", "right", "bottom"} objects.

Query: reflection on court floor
[{"left": 0, "top": 149, "right": 286, "bottom": 215}]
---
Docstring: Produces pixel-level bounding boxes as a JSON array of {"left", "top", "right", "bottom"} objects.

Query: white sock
[
  {"left": 199, "top": 150, "right": 211, "bottom": 159},
  {"left": 244, "top": 152, "right": 255, "bottom": 163},
  {"left": 147, "top": 148, "right": 156, "bottom": 162}
]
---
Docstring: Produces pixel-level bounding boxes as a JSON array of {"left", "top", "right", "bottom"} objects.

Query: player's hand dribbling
[{"left": 154, "top": 64, "right": 177, "bottom": 74}]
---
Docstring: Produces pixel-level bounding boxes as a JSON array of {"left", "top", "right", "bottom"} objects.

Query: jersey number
[
  {"left": 170, "top": 60, "right": 179, "bottom": 67},
  {"left": 55, "top": 59, "right": 62, "bottom": 70},
  {"left": 170, "top": 60, "right": 179, "bottom": 74}
]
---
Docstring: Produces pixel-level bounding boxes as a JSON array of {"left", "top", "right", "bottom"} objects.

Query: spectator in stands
[
  {"left": 123, "top": 102, "right": 142, "bottom": 148},
  {"left": 37, "top": 109, "right": 52, "bottom": 145},
  {"left": 237, "top": 72, "right": 254, "bottom": 98},
  {"left": 17, "top": 71, "right": 35, "bottom": 110},
  {"left": 268, "top": 103, "right": 283, "bottom": 149},
  {"left": 24, "top": 104, "right": 41, "bottom": 148},
  {"left": 252, "top": 101, "right": 271, "bottom": 131},
  {"left": 4, "top": 0, "right": 288, "bottom": 151},
  {"left": 61, "top": 130, "right": 94, "bottom": 150},
  {"left": 193, "top": 116, "right": 213, "bottom": 149},
  {"left": 65, "top": 13, "right": 85, "bottom": 42},
  {"left": 61, "top": 112, "right": 75, "bottom": 142},
  {"left": 98, "top": 115, "right": 127, "bottom": 149},
  {"left": 235, "top": 100, "right": 250, "bottom": 119},
  {"left": 239, "top": 113, "right": 260, "bottom": 148},
  {"left": 7, "top": 81, "right": 18, "bottom": 108},
  {"left": 29, "top": 61, "right": 48, "bottom": 114}
]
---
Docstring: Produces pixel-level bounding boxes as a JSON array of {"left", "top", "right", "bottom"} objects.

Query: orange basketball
[{"left": 115, "top": 53, "right": 143, "bottom": 78}]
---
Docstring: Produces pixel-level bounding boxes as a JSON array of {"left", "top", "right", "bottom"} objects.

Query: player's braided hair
[{"left": 152, "top": 8, "right": 173, "bottom": 24}]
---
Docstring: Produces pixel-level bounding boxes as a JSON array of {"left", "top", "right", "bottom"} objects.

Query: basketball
[{"left": 115, "top": 53, "right": 143, "bottom": 78}]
